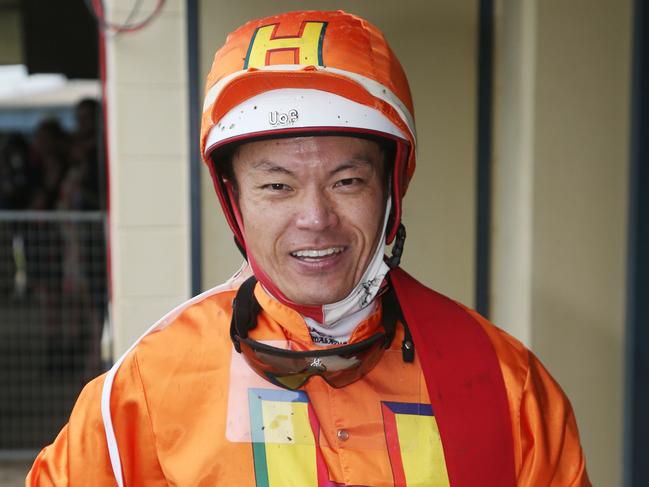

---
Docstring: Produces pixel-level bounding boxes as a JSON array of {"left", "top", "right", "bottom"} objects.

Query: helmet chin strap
[{"left": 386, "top": 223, "right": 406, "bottom": 269}]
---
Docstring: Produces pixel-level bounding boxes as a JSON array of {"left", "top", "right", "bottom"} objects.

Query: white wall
[{"left": 105, "top": 0, "right": 191, "bottom": 354}]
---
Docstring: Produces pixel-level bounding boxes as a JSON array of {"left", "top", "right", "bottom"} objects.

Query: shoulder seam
[
  {"left": 515, "top": 347, "right": 532, "bottom": 479},
  {"left": 100, "top": 277, "right": 240, "bottom": 487},
  {"left": 133, "top": 351, "right": 168, "bottom": 483}
]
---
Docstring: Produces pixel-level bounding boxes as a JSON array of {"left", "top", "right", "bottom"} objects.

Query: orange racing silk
[{"left": 27, "top": 279, "right": 590, "bottom": 486}]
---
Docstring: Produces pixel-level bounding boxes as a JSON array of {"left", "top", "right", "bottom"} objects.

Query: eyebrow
[
  {"left": 250, "top": 155, "right": 375, "bottom": 176},
  {"left": 251, "top": 160, "right": 295, "bottom": 175},
  {"left": 329, "top": 157, "right": 373, "bottom": 176}
]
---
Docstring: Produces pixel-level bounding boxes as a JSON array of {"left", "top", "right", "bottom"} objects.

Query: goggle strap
[
  {"left": 380, "top": 282, "right": 399, "bottom": 346},
  {"left": 231, "top": 275, "right": 407, "bottom": 360},
  {"left": 230, "top": 275, "right": 260, "bottom": 351},
  {"left": 386, "top": 273, "right": 415, "bottom": 363},
  {"left": 400, "top": 319, "right": 415, "bottom": 363}
]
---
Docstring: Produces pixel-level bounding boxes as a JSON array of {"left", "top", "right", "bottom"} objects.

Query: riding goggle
[{"left": 230, "top": 276, "right": 401, "bottom": 390}]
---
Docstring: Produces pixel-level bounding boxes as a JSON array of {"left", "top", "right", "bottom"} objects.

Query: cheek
[
  {"left": 357, "top": 191, "right": 386, "bottom": 234},
  {"left": 339, "top": 203, "right": 384, "bottom": 252},
  {"left": 239, "top": 199, "right": 289, "bottom": 254},
  {"left": 236, "top": 187, "right": 266, "bottom": 229}
]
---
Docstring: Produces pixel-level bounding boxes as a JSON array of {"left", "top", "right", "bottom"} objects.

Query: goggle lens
[
  {"left": 230, "top": 275, "right": 400, "bottom": 390},
  {"left": 238, "top": 335, "right": 388, "bottom": 390}
]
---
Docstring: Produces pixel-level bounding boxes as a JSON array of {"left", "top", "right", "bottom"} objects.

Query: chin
[
  {"left": 290, "top": 290, "right": 349, "bottom": 307},
  {"left": 277, "top": 273, "right": 355, "bottom": 306}
]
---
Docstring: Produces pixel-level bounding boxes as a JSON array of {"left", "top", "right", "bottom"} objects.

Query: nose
[{"left": 294, "top": 188, "right": 338, "bottom": 231}]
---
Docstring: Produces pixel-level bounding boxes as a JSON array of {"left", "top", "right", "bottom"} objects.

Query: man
[{"left": 28, "top": 10, "right": 590, "bottom": 486}]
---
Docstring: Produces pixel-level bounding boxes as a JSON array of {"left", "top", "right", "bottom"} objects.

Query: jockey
[{"left": 28, "top": 10, "right": 590, "bottom": 487}]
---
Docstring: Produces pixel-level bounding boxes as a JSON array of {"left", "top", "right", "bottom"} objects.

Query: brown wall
[{"left": 492, "top": 1, "right": 631, "bottom": 484}]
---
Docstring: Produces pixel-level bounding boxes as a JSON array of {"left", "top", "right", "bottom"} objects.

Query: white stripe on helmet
[
  {"left": 202, "top": 65, "right": 416, "bottom": 150},
  {"left": 204, "top": 88, "right": 407, "bottom": 154}
]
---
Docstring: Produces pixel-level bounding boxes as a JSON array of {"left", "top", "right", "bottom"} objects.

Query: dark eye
[
  {"left": 334, "top": 178, "right": 361, "bottom": 188},
  {"left": 262, "top": 183, "right": 292, "bottom": 191}
]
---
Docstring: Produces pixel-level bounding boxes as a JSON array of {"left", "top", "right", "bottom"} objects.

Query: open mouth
[{"left": 290, "top": 246, "right": 345, "bottom": 262}]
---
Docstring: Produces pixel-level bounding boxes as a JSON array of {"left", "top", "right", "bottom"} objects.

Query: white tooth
[{"left": 292, "top": 247, "right": 342, "bottom": 258}]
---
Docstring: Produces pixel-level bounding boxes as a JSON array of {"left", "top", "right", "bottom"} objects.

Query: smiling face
[{"left": 230, "top": 136, "right": 387, "bottom": 306}]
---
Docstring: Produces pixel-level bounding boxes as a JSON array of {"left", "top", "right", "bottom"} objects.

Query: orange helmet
[{"left": 201, "top": 10, "right": 416, "bottom": 247}]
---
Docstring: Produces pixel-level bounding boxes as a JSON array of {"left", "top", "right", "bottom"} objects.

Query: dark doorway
[{"left": 625, "top": 0, "right": 649, "bottom": 485}]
